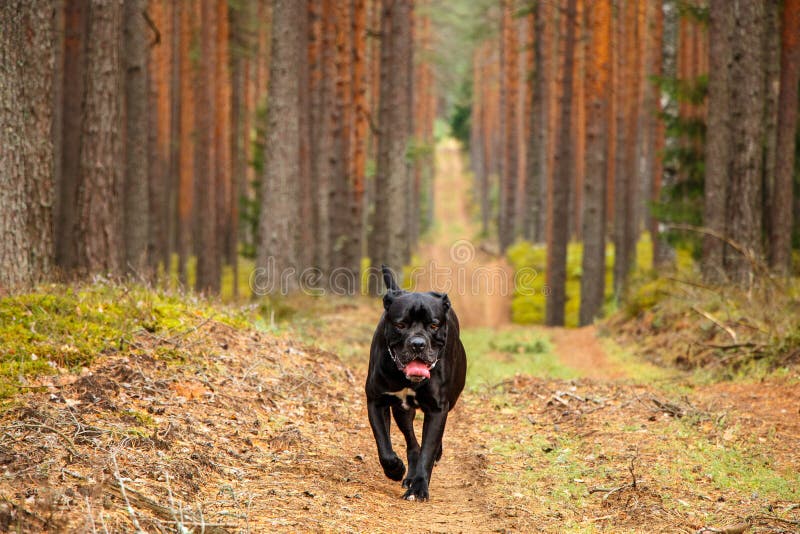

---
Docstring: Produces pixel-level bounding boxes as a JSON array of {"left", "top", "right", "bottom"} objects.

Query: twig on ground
[
  {"left": 163, "top": 471, "right": 188, "bottom": 533},
  {"left": 11, "top": 422, "right": 83, "bottom": 458},
  {"left": 84, "top": 495, "right": 98, "bottom": 534},
  {"left": 111, "top": 454, "right": 145, "bottom": 534},
  {"left": 749, "top": 513, "right": 800, "bottom": 527},
  {"left": 588, "top": 483, "right": 634, "bottom": 501}
]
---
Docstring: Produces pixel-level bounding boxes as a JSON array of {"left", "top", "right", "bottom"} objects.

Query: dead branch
[{"left": 691, "top": 306, "right": 738, "bottom": 343}]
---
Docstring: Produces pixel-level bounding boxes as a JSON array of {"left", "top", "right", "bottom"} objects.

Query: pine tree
[{"left": 0, "top": 0, "right": 55, "bottom": 289}]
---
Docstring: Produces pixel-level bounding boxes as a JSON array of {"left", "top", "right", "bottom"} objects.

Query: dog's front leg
[
  {"left": 367, "top": 400, "right": 406, "bottom": 481},
  {"left": 402, "top": 405, "right": 449, "bottom": 501}
]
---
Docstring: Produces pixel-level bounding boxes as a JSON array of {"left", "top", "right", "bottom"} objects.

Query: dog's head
[{"left": 380, "top": 265, "right": 450, "bottom": 383}]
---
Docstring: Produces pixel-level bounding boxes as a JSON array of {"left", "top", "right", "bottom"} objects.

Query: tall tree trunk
[
  {"left": 612, "top": 0, "right": 640, "bottom": 296},
  {"left": 498, "top": 0, "right": 519, "bottom": 252},
  {"left": 524, "top": 3, "right": 546, "bottom": 243},
  {"left": 124, "top": 0, "right": 149, "bottom": 276},
  {"left": 770, "top": 0, "right": 800, "bottom": 273},
  {"left": 545, "top": 0, "right": 577, "bottom": 326},
  {"left": 147, "top": 0, "right": 173, "bottom": 276},
  {"left": 703, "top": 0, "right": 733, "bottom": 280},
  {"left": 52, "top": 0, "right": 65, "bottom": 271},
  {"left": 167, "top": 0, "right": 181, "bottom": 273},
  {"left": 0, "top": 0, "right": 55, "bottom": 290},
  {"left": 351, "top": 0, "right": 369, "bottom": 275},
  {"left": 256, "top": 0, "right": 303, "bottom": 294},
  {"left": 57, "top": 0, "right": 88, "bottom": 272},
  {"left": 313, "top": 0, "right": 335, "bottom": 277},
  {"left": 401, "top": 0, "right": 415, "bottom": 263},
  {"left": 612, "top": 0, "right": 629, "bottom": 295},
  {"left": 229, "top": 0, "right": 246, "bottom": 296},
  {"left": 761, "top": 0, "right": 781, "bottom": 263},
  {"left": 76, "top": 0, "right": 123, "bottom": 276},
  {"left": 295, "top": 0, "right": 314, "bottom": 275},
  {"left": 650, "top": 0, "right": 666, "bottom": 267},
  {"left": 177, "top": 2, "right": 194, "bottom": 285},
  {"left": 725, "top": 0, "right": 765, "bottom": 281},
  {"left": 194, "top": 0, "right": 220, "bottom": 293},
  {"left": 579, "top": 0, "right": 611, "bottom": 326},
  {"left": 369, "top": 0, "right": 411, "bottom": 293},
  {"left": 330, "top": 0, "right": 356, "bottom": 285},
  {"left": 215, "top": 0, "right": 232, "bottom": 287}
]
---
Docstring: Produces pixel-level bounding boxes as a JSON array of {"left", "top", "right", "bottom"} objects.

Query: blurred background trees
[{"left": 1, "top": 0, "right": 799, "bottom": 330}]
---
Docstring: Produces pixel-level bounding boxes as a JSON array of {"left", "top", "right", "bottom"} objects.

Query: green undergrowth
[
  {"left": 0, "top": 283, "right": 251, "bottom": 400},
  {"left": 507, "top": 234, "right": 665, "bottom": 327},
  {"left": 616, "top": 264, "right": 800, "bottom": 377},
  {"left": 460, "top": 327, "right": 575, "bottom": 388}
]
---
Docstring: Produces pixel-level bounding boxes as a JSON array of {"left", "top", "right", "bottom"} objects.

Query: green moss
[
  {"left": 123, "top": 409, "right": 156, "bottom": 427},
  {"left": 0, "top": 283, "right": 252, "bottom": 399}
]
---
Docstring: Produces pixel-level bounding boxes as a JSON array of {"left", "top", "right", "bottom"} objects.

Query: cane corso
[{"left": 364, "top": 265, "right": 467, "bottom": 501}]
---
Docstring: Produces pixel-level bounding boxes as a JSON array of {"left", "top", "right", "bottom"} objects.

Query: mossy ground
[{"left": 0, "top": 282, "right": 251, "bottom": 400}]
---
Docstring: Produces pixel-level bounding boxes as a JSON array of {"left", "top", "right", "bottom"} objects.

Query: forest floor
[{"left": 2, "top": 143, "right": 799, "bottom": 533}]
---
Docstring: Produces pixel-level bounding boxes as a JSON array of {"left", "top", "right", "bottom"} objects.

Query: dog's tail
[{"left": 381, "top": 264, "right": 400, "bottom": 292}]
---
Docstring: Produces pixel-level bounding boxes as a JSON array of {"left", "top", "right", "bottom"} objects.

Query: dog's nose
[{"left": 410, "top": 337, "right": 426, "bottom": 353}]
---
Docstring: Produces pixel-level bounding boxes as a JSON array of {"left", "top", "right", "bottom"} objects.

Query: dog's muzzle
[{"left": 388, "top": 345, "right": 439, "bottom": 382}]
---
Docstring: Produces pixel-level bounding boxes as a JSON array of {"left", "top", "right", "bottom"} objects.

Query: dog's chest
[{"left": 385, "top": 388, "right": 418, "bottom": 410}]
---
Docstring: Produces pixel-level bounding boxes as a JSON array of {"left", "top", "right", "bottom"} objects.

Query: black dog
[{"left": 365, "top": 265, "right": 467, "bottom": 501}]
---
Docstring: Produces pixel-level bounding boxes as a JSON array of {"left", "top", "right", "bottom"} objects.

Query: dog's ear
[
  {"left": 441, "top": 293, "right": 451, "bottom": 312},
  {"left": 383, "top": 289, "right": 398, "bottom": 311},
  {"left": 431, "top": 292, "right": 451, "bottom": 312},
  {"left": 381, "top": 264, "right": 400, "bottom": 292}
]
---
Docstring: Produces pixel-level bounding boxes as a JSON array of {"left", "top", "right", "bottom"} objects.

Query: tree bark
[
  {"left": 256, "top": 0, "right": 303, "bottom": 294},
  {"left": 330, "top": 0, "right": 357, "bottom": 286},
  {"left": 579, "top": 0, "right": 611, "bottom": 326},
  {"left": 177, "top": 2, "right": 194, "bottom": 285},
  {"left": 0, "top": 0, "right": 55, "bottom": 290},
  {"left": 725, "top": 0, "right": 765, "bottom": 281},
  {"left": 770, "top": 0, "right": 800, "bottom": 272},
  {"left": 124, "top": 0, "right": 150, "bottom": 276},
  {"left": 56, "top": 0, "right": 88, "bottom": 272},
  {"left": 702, "top": 0, "right": 730, "bottom": 280},
  {"left": 313, "top": 0, "right": 335, "bottom": 277},
  {"left": 498, "top": 0, "right": 519, "bottom": 252},
  {"left": 545, "top": 0, "right": 577, "bottom": 326},
  {"left": 146, "top": 0, "right": 173, "bottom": 275},
  {"left": 369, "top": 0, "right": 411, "bottom": 293},
  {"left": 192, "top": 0, "right": 221, "bottom": 294},
  {"left": 761, "top": 0, "right": 780, "bottom": 262},
  {"left": 75, "top": 0, "right": 123, "bottom": 276},
  {"left": 612, "top": 0, "right": 629, "bottom": 295},
  {"left": 524, "top": 3, "right": 546, "bottom": 243}
]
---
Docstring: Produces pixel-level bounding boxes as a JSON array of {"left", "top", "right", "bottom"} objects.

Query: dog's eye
[
  {"left": 429, "top": 323, "right": 440, "bottom": 331},
  {"left": 393, "top": 322, "right": 406, "bottom": 330}
]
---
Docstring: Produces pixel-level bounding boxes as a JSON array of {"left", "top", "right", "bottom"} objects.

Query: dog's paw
[
  {"left": 380, "top": 455, "right": 406, "bottom": 481},
  {"left": 402, "top": 476, "right": 429, "bottom": 501}
]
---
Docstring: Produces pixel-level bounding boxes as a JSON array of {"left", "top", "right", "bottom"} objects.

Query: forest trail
[
  {"left": 413, "top": 139, "right": 513, "bottom": 329},
  {"left": 416, "top": 140, "right": 620, "bottom": 381},
  {"left": 4, "top": 145, "right": 798, "bottom": 533}
]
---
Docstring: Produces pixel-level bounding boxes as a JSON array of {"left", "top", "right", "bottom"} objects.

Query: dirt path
[
  {"left": 412, "top": 140, "right": 513, "bottom": 329},
  {"left": 550, "top": 325, "right": 625, "bottom": 380}
]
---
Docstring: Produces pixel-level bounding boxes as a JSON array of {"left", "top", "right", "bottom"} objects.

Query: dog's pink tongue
[{"left": 403, "top": 360, "right": 430, "bottom": 379}]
